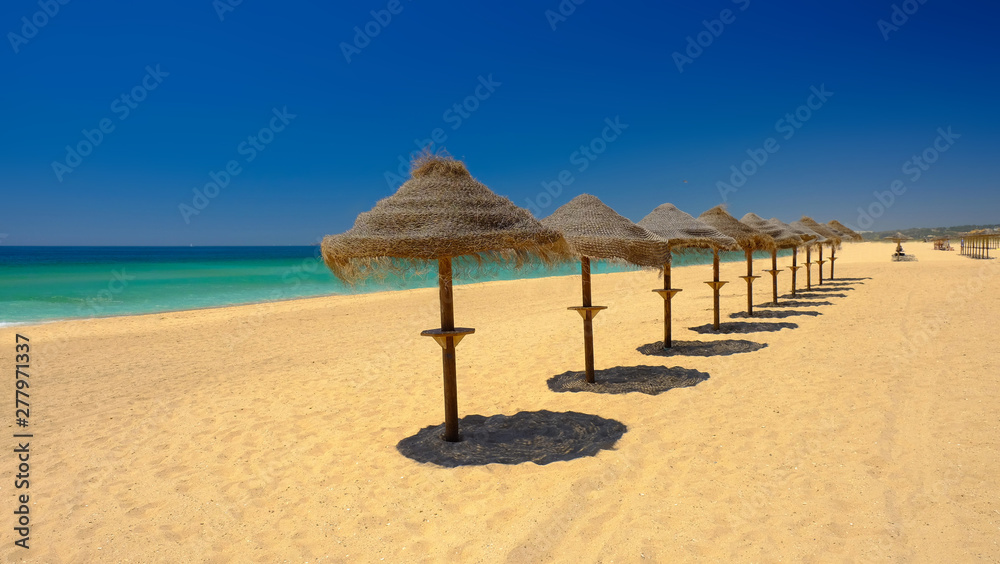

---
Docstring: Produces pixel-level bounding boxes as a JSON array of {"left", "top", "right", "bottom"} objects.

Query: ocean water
[{"left": 0, "top": 246, "right": 786, "bottom": 325}]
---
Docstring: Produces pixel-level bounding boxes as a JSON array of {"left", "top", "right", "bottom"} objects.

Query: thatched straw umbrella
[
  {"left": 541, "top": 194, "right": 668, "bottom": 381},
  {"left": 770, "top": 218, "right": 810, "bottom": 296},
  {"left": 799, "top": 217, "right": 842, "bottom": 284},
  {"left": 638, "top": 203, "right": 737, "bottom": 340},
  {"left": 699, "top": 206, "right": 775, "bottom": 317},
  {"left": 788, "top": 221, "right": 826, "bottom": 290},
  {"left": 825, "top": 220, "right": 863, "bottom": 278},
  {"left": 886, "top": 232, "right": 910, "bottom": 256},
  {"left": 823, "top": 223, "right": 849, "bottom": 279},
  {"left": 828, "top": 220, "right": 864, "bottom": 242},
  {"left": 741, "top": 213, "right": 803, "bottom": 304},
  {"left": 321, "top": 156, "right": 569, "bottom": 442}
]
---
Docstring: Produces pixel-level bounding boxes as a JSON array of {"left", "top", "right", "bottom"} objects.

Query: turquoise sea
[{"left": 0, "top": 247, "right": 787, "bottom": 325}]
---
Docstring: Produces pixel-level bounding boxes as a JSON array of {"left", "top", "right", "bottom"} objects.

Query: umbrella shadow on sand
[
  {"left": 729, "top": 310, "right": 821, "bottom": 319},
  {"left": 396, "top": 410, "right": 627, "bottom": 468},
  {"left": 637, "top": 339, "right": 767, "bottom": 357},
  {"left": 805, "top": 286, "right": 855, "bottom": 292},
  {"left": 548, "top": 364, "right": 710, "bottom": 395},
  {"left": 834, "top": 277, "right": 872, "bottom": 281},
  {"left": 688, "top": 321, "right": 797, "bottom": 334},
  {"left": 762, "top": 299, "right": 833, "bottom": 308},
  {"left": 786, "top": 292, "right": 847, "bottom": 299}
]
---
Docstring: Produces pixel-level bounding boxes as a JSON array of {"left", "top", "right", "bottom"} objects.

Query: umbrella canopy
[
  {"left": 321, "top": 155, "right": 570, "bottom": 442},
  {"left": 541, "top": 194, "right": 668, "bottom": 382},
  {"left": 637, "top": 203, "right": 738, "bottom": 252},
  {"left": 787, "top": 220, "right": 826, "bottom": 244},
  {"left": 638, "top": 204, "right": 738, "bottom": 336},
  {"left": 541, "top": 194, "right": 669, "bottom": 267},
  {"left": 798, "top": 216, "right": 842, "bottom": 246},
  {"left": 699, "top": 205, "right": 776, "bottom": 252},
  {"left": 740, "top": 213, "right": 803, "bottom": 249},
  {"left": 823, "top": 223, "right": 849, "bottom": 239},
  {"left": 827, "top": 220, "right": 864, "bottom": 242},
  {"left": 885, "top": 232, "right": 910, "bottom": 243},
  {"left": 322, "top": 156, "right": 568, "bottom": 283}
]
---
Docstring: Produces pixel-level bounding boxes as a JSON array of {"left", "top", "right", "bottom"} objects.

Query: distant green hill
[{"left": 860, "top": 224, "right": 999, "bottom": 241}]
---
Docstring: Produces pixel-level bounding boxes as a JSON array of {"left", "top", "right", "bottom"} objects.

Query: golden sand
[{"left": 2, "top": 241, "right": 998, "bottom": 562}]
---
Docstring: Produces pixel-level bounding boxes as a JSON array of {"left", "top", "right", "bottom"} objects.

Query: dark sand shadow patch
[
  {"left": 548, "top": 365, "right": 709, "bottom": 395},
  {"left": 688, "top": 321, "right": 798, "bottom": 334},
  {"left": 397, "top": 410, "right": 626, "bottom": 467},
  {"left": 762, "top": 299, "right": 834, "bottom": 308},
  {"left": 834, "top": 277, "right": 872, "bottom": 281},
  {"left": 787, "top": 292, "right": 847, "bottom": 299},
  {"left": 637, "top": 339, "right": 767, "bottom": 357},
  {"left": 807, "top": 286, "right": 855, "bottom": 291},
  {"left": 729, "top": 310, "right": 821, "bottom": 319}
]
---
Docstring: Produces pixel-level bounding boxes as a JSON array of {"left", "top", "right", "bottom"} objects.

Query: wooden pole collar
[
  {"left": 568, "top": 305, "right": 608, "bottom": 320},
  {"left": 421, "top": 327, "right": 476, "bottom": 349},
  {"left": 652, "top": 289, "right": 683, "bottom": 299}
]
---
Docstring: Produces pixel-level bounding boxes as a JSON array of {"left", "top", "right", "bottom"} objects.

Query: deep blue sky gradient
[{"left": 1, "top": 0, "right": 998, "bottom": 245}]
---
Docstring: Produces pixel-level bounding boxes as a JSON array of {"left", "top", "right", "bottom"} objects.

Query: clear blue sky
[{"left": 2, "top": 1, "right": 998, "bottom": 245}]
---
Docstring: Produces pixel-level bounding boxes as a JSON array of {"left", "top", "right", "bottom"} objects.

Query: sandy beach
[{"left": 2, "top": 240, "right": 998, "bottom": 563}]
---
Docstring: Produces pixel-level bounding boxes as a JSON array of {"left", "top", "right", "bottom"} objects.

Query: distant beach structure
[
  {"left": 960, "top": 231, "right": 998, "bottom": 259},
  {"left": 886, "top": 232, "right": 917, "bottom": 261}
]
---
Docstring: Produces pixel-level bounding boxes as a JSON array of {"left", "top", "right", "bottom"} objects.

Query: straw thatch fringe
[
  {"left": 788, "top": 220, "right": 825, "bottom": 244},
  {"left": 698, "top": 205, "right": 776, "bottom": 252},
  {"left": 321, "top": 156, "right": 572, "bottom": 284},
  {"left": 637, "top": 203, "right": 738, "bottom": 252},
  {"left": 827, "top": 220, "right": 864, "bottom": 242},
  {"left": 541, "top": 194, "right": 668, "bottom": 267},
  {"left": 799, "top": 216, "right": 842, "bottom": 248},
  {"left": 740, "top": 213, "right": 804, "bottom": 249}
]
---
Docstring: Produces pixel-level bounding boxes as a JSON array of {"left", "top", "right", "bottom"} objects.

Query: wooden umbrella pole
[
  {"left": 437, "top": 258, "right": 460, "bottom": 442},
  {"left": 653, "top": 254, "right": 681, "bottom": 350},
  {"left": 771, "top": 250, "right": 779, "bottom": 304},
  {"left": 664, "top": 260, "right": 672, "bottom": 348},
  {"left": 805, "top": 246, "right": 812, "bottom": 289},
  {"left": 744, "top": 249, "right": 754, "bottom": 315},
  {"left": 581, "top": 257, "right": 596, "bottom": 384},
  {"left": 791, "top": 247, "right": 798, "bottom": 296},
  {"left": 713, "top": 249, "right": 721, "bottom": 330},
  {"left": 818, "top": 245, "right": 824, "bottom": 285},
  {"left": 830, "top": 246, "right": 837, "bottom": 280}
]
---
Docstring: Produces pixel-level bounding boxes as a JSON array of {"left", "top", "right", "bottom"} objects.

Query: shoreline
[{"left": 1, "top": 246, "right": 803, "bottom": 328}]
